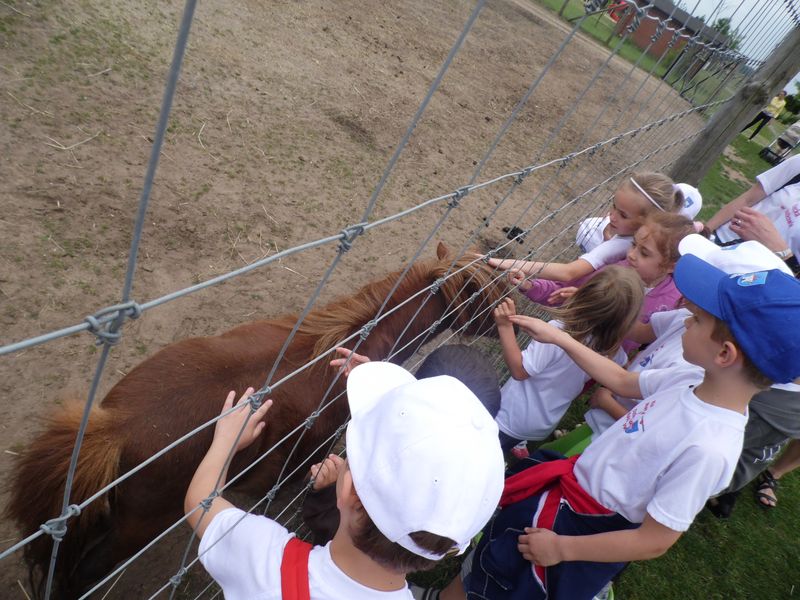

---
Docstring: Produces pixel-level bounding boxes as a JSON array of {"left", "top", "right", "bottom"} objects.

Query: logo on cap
[{"left": 737, "top": 272, "right": 768, "bottom": 287}]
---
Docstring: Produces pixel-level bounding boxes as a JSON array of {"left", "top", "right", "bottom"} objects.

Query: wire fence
[{"left": 0, "top": 0, "right": 796, "bottom": 597}]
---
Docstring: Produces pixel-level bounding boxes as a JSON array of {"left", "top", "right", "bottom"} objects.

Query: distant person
[{"left": 741, "top": 90, "right": 787, "bottom": 140}]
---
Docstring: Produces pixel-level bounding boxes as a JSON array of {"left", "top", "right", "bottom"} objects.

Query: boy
[
  {"left": 434, "top": 253, "right": 800, "bottom": 600},
  {"left": 185, "top": 361, "right": 504, "bottom": 599},
  {"left": 304, "top": 344, "right": 502, "bottom": 545}
]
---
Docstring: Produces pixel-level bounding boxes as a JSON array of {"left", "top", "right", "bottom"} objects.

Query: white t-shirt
[
  {"left": 716, "top": 155, "right": 800, "bottom": 253},
  {"left": 575, "top": 386, "right": 747, "bottom": 532},
  {"left": 576, "top": 216, "right": 609, "bottom": 253},
  {"left": 584, "top": 309, "right": 703, "bottom": 435},
  {"left": 199, "top": 508, "right": 414, "bottom": 600},
  {"left": 579, "top": 234, "right": 632, "bottom": 270},
  {"left": 496, "top": 321, "right": 627, "bottom": 441}
]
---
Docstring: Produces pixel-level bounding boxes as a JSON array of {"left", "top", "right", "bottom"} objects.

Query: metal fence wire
[{"left": 0, "top": 0, "right": 796, "bottom": 597}]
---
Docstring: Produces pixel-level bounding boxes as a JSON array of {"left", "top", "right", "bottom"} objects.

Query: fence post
[{"left": 669, "top": 27, "right": 800, "bottom": 185}]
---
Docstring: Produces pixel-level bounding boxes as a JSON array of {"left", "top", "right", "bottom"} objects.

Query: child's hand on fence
[
  {"left": 330, "top": 347, "right": 371, "bottom": 376},
  {"left": 212, "top": 388, "right": 273, "bottom": 454},
  {"left": 507, "top": 269, "right": 532, "bottom": 292},
  {"left": 547, "top": 286, "right": 578, "bottom": 305},
  {"left": 518, "top": 527, "right": 563, "bottom": 566},
  {"left": 309, "top": 454, "right": 345, "bottom": 491},
  {"left": 493, "top": 298, "right": 516, "bottom": 327},
  {"left": 508, "top": 315, "right": 561, "bottom": 344}
]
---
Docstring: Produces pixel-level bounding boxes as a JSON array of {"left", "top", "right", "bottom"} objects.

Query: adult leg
[
  {"left": 741, "top": 111, "right": 767, "bottom": 133},
  {"left": 749, "top": 113, "right": 771, "bottom": 139},
  {"left": 755, "top": 438, "right": 800, "bottom": 508}
]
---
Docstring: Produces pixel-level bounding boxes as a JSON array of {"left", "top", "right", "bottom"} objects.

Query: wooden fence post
[{"left": 669, "top": 26, "right": 800, "bottom": 185}]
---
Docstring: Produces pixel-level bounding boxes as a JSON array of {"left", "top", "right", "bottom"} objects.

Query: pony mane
[{"left": 277, "top": 248, "right": 503, "bottom": 360}]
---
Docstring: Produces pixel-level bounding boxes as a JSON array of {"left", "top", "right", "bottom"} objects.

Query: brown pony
[{"left": 8, "top": 242, "right": 507, "bottom": 598}]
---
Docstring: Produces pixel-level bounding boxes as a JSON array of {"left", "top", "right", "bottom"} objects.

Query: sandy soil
[{"left": 0, "top": 0, "right": 704, "bottom": 596}]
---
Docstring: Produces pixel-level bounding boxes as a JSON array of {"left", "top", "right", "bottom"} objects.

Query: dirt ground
[{"left": 0, "top": 0, "right": 705, "bottom": 596}]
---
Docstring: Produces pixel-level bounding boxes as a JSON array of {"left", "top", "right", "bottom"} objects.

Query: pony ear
[{"left": 436, "top": 241, "right": 449, "bottom": 260}]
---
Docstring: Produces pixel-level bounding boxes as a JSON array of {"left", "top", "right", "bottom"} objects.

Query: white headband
[{"left": 630, "top": 177, "right": 665, "bottom": 212}]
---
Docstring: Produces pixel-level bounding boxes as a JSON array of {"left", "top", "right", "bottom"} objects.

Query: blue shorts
[{"left": 464, "top": 453, "right": 638, "bottom": 600}]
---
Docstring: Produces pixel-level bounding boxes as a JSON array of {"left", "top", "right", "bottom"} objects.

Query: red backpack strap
[{"left": 281, "top": 537, "right": 313, "bottom": 600}]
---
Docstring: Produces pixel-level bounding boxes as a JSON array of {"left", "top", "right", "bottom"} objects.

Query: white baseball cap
[
  {"left": 675, "top": 183, "right": 703, "bottom": 219},
  {"left": 345, "top": 362, "right": 504, "bottom": 560},
  {"left": 679, "top": 234, "right": 792, "bottom": 276}
]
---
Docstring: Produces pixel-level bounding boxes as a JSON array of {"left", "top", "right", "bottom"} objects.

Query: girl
[
  {"left": 488, "top": 172, "right": 683, "bottom": 282},
  {"left": 577, "top": 182, "right": 702, "bottom": 253},
  {"left": 518, "top": 212, "right": 697, "bottom": 352},
  {"left": 493, "top": 265, "right": 644, "bottom": 453}
]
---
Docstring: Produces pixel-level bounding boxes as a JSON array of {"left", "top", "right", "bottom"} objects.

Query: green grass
[{"left": 534, "top": 0, "right": 674, "bottom": 79}]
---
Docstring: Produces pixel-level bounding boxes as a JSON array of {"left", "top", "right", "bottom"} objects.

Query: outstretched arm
[
  {"left": 705, "top": 182, "right": 766, "bottom": 232},
  {"left": 488, "top": 256, "right": 595, "bottom": 282},
  {"left": 508, "top": 315, "right": 642, "bottom": 399},
  {"left": 185, "top": 388, "right": 273, "bottom": 538},
  {"left": 494, "top": 299, "right": 529, "bottom": 381},
  {"left": 518, "top": 514, "right": 681, "bottom": 566}
]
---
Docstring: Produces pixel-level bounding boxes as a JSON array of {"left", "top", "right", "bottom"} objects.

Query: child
[
  {"left": 493, "top": 265, "right": 644, "bottom": 453},
  {"left": 517, "top": 212, "right": 695, "bottom": 352},
  {"left": 304, "top": 344, "right": 502, "bottom": 545},
  {"left": 576, "top": 182, "right": 702, "bottom": 253},
  {"left": 487, "top": 172, "right": 683, "bottom": 283},
  {"left": 563, "top": 235, "right": 793, "bottom": 449},
  {"left": 429, "top": 253, "right": 800, "bottom": 600},
  {"left": 185, "top": 362, "right": 505, "bottom": 599}
]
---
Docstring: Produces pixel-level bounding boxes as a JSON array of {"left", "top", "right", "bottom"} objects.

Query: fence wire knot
[
  {"left": 247, "top": 390, "right": 265, "bottom": 410},
  {"left": 430, "top": 277, "right": 445, "bottom": 295},
  {"left": 559, "top": 153, "right": 576, "bottom": 169},
  {"left": 266, "top": 484, "right": 280, "bottom": 502},
  {"left": 626, "top": 5, "right": 644, "bottom": 33},
  {"left": 84, "top": 301, "right": 142, "bottom": 346},
  {"left": 40, "top": 504, "right": 81, "bottom": 542},
  {"left": 169, "top": 568, "right": 187, "bottom": 588},
  {"left": 515, "top": 167, "right": 533, "bottom": 185},
  {"left": 199, "top": 492, "right": 218, "bottom": 510},
  {"left": 447, "top": 186, "right": 470, "bottom": 209},
  {"left": 430, "top": 319, "right": 442, "bottom": 333},
  {"left": 304, "top": 410, "right": 320, "bottom": 430},
  {"left": 359, "top": 319, "right": 377, "bottom": 340},
  {"left": 338, "top": 223, "right": 367, "bottom": 253}
]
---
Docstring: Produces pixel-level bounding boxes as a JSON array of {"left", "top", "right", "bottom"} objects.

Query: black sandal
[{"left": 754, "top": 469, "right": 779, "bottom": 509}]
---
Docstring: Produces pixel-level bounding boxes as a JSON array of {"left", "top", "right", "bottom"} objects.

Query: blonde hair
[
  {"left": 639, "top": 212, "right": 696, "bottom": 270},
  {"left": 549, "top": 265, "right": 644, "bottom": 355},
  {"left": 626, "top": 171, "right": 683, "bottom": 214}
]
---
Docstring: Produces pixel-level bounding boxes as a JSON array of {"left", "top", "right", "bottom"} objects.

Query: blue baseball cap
[{"left": 674, "top": 254, "right": 800, "bottom": 384}]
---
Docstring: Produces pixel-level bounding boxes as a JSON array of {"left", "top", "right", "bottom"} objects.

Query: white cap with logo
[
  {"left": 675, "top": 183, "right": 703, "bottom": 219},
  {"left": 679, "top": 234, "right": 792, "bottom": 276},
  {"left": 345, "top": 362, "right": 504, "bottom": 560}
]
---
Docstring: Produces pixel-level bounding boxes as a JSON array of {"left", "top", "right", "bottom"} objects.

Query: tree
[
  {"left": 785, "top": 93, "right": 800, "bottom": 116},
  {"left": 712, "top": 17, "right": 741, "bottom": 51}
]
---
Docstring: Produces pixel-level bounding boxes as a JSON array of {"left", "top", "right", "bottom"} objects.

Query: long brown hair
[{"left": 549, "top": 265, "right": 644, "bottom": 355}]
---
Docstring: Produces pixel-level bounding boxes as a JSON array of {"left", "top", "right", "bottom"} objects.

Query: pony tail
[{"left": 7, "top": 402, "right": 122, "bottom": 598}]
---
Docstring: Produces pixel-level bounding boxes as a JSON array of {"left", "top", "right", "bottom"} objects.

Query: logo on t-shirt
[
  {"left": 622, "top": 399, "right": 656, "bottom": 434},
  {"left": 737, "top": 272, "right": 767, "bottom": 286}
]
